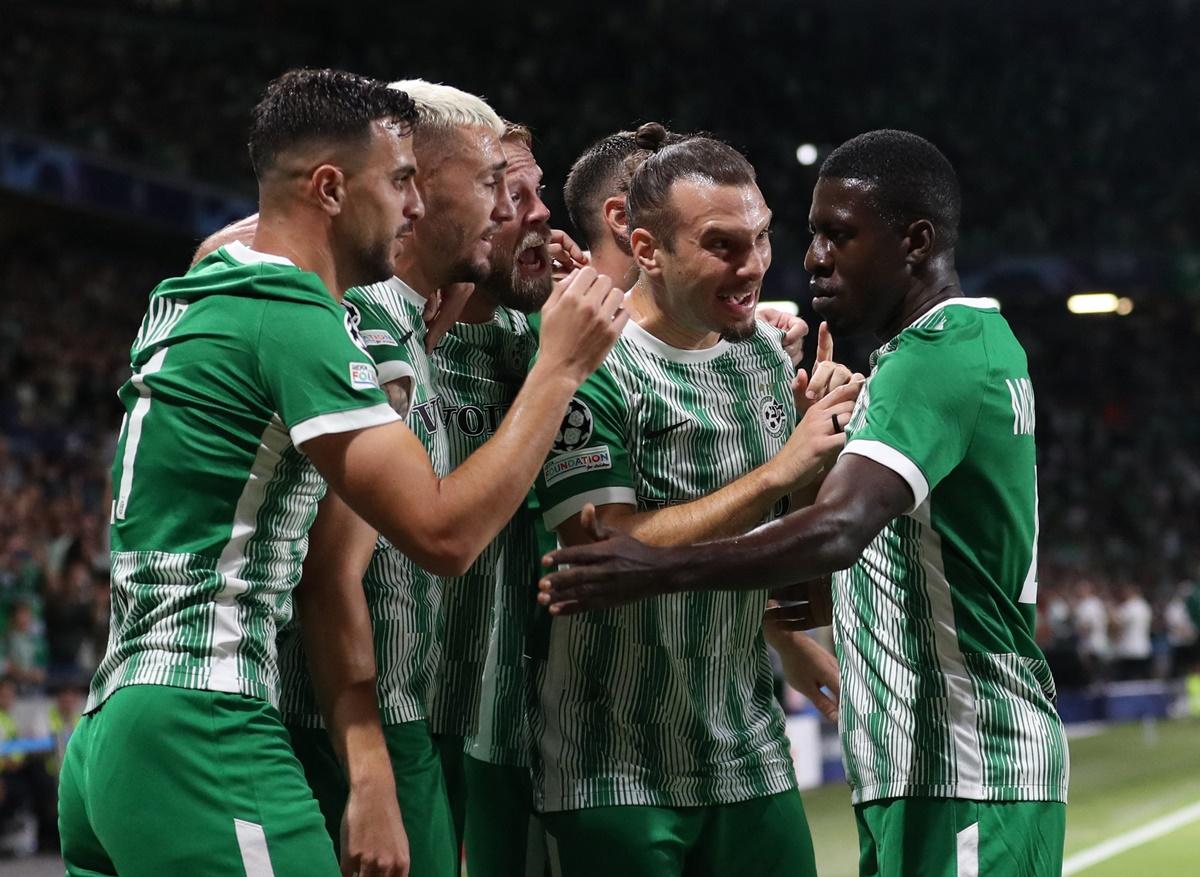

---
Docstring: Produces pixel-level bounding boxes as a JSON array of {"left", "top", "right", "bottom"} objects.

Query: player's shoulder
[
  {"left": 883, "top": 297, "right": 1005, "bottom": 364},
  {"left": 184, "top": 241, "right": 337, "bottom": 313}
]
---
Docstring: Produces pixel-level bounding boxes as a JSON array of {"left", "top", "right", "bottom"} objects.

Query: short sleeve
[
  {"left": 535, "top": 365, "right": 636, "bottom": 531},
  {"left": 257, "top": 299, "right": 399, "bottom": 447},
  {"left": 841, "top": 324, "right": 984, "bottom": 512},
  {"left": 351, "top": 298, "right": 418, "bottom": 387}
]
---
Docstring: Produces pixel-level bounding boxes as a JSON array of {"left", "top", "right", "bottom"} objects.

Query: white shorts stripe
[
  {"left": 956, "top": 821, "right": 979, "bottom": 877},
  {"left": 234, "top": 818, "right": 276, "bottom": 877}
]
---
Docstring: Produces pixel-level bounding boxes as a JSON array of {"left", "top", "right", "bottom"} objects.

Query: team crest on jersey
[
  {"left": 758, "top": 395, "right": 786, "bottom": 436},
  {"left": 553, "top": 399, "right": 594, "bottom": 453},
  {"left": 342, "top": 302, "right": 369, "bottom": 353},
  {"left": 349, "top": 361, "right": 379, "bottom": 390}
]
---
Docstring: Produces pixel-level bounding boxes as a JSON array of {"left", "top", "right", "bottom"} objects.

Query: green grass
[{"left": 802, "top": 718, "right": 1200, "bottom": 877}]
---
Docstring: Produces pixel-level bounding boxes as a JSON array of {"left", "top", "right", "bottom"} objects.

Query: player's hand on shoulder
[
  {"left": 423, "top": 282, "right": 474, "bottom": 352},
  {"left": 537, "top": 267, "right": 629, "bottom": 385},
  {"left": 755, "top": 305, "right": 809, "bottom": 366},
  {"left": 340, "top": 780, "right": 411, "bottom": 877}
]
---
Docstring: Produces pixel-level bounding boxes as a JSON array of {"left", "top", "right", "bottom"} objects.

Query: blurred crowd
[{"left": 2, "top": 0, "right": 1198, "bottom": 260}]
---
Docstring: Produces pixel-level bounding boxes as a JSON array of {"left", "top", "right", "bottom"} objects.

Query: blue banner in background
[{"left": 0, "top": 128, "right": 254, "bottom": 237}]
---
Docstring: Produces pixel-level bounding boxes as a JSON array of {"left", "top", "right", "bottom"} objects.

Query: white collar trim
[
  {"left": 622, "top": 318, "right": 730, "bottom": 364},
  {"left": 223, "top": 240, "right": 295, "bottom": 267}
]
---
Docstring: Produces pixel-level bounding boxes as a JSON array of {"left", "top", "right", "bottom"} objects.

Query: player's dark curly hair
[
  {"left": 819, "top": 129, "right": 961, "bottom": 249},
  {"left": 563, "top": 122, "right": 684, "bottom": 250},
  {"left": 248, "top": 68, "right": 419, "bottom": 178},
  {"left": 625, "top": 126, "right": 756, "bottom": 250}
]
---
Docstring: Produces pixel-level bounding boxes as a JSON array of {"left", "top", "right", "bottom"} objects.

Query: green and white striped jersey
[
  {"left": 89, "top": 242, "right": 398, "bottom": 712},
  {"left": 277, "top": 277, "right": 449, "bottom": 727},
  {"left": 427, "top": 308, "right": 538, "bottom": 745},
  {"left": 836, "top": 298, "right": 1068, "bottom": 805},
  {"left": 531, "top": 320, "right": 798, "bottom": 812}
]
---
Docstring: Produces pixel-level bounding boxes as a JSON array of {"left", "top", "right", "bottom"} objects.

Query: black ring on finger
[{"left": 832, "top": 414, "right": 843, "bottom": 433}]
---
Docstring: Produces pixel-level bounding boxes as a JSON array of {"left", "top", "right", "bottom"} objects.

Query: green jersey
[
  {"left": 277, "top": 277, "right": 449, "bottom": 727},
  {"left": 836, "top": 298, "right": 1068, "bottom": 805},
  {"left": 90, "top": 242, "right": 398, "bottom": 712},
  {"left": 428, "top": 308, "right": 539, "bottom": 748},
  {"left": 531, "top": 320, "right": 798, "bottom": 812}
]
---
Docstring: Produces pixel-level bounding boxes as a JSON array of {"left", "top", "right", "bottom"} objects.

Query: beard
[
  {"left": 719, "top": 315, "right": 758, "bottom": 343},
  {"left": 355, "top": 234, "right": 399, "bottom": 288},
  {"left": 487, "top": 231, "right": 553, "bottom": 313}
]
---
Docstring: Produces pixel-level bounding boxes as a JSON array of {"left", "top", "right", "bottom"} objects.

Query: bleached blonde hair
[{"left": 388, "top": 79, "right": 505, "bottom": 138}]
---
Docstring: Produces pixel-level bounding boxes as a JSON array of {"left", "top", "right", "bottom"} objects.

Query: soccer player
[
  {"left": 57, "top": 68, "right": 625, "bottom": 877},
  {"left": 530, "top": 130, "right": 859, "bottom": 877},
  {"left": 562, "top": 124, "right": 811, "bottom": 366},
  {"left": 275, "top": 80, "right": 516, "bottom": 877},
  {"left": 437, "top": 122, "right": 555, "bottom": 877},
  {"left": 540, "top": 130, "right": 1070, "bottom": 877}
]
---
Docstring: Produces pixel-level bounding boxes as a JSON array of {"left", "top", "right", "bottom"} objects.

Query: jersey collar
[
  {"left": 222, "top": 241, "right": 295, "bottom": 267},
  {"left": 622, "top": 318, "right": 730, "bottom": 365}
]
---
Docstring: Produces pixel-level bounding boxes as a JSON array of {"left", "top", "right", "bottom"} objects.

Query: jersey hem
[
  {"left": 850, "top": 782, "right": 1068, "bottom": 805},
  {"left": 290, "top": 402, "right": 400, "bottom": 447},
  {"left": 86, "top": 675, "right": 273, "bottom": 715},
  {"left": 536, "top": 770, "right": 798, "bottom": 813}
]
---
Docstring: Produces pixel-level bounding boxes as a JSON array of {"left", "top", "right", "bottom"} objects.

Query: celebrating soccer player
[
  {"left": 530, "top": 127, "right": 859, "bottom": 877},
  {"left": 540, "top": 130, "right": 1069, "bottom": 877}
]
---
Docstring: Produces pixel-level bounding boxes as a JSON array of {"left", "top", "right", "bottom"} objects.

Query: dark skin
[{"left": 538, "top": 176, "right": 964, "bottom": 615}]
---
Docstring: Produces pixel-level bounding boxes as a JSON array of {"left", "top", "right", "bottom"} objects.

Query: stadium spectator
[
  {"left": 3, "top": 601, "right": 47, "bottom": 692},
  {"left": 1111, "top": 585, "right": 1154, "bottom": 681},
  {"left": 1074, "top": 578, "right": 1113, "bottom": 683}
]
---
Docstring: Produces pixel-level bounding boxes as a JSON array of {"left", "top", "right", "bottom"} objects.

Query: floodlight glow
[
  {"left": 796, "top": 144, "right": 818, "bottom": 166},
  {"left": 1067, "top": 293, "right": 1120, "bottom": 314}
]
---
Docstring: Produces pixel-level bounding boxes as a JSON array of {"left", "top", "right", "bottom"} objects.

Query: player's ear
[
  {"left": 904, "top": 219, "right": 934, "bottom": 267},
  {"left": 602, "top": 195, "right": 629, "bottom": 241},
  {"left": 312, "top": 164, "right": 347, "bottom": 216},
  {"left": 630, "top": 227, "right": 662, "bottom": 278}
]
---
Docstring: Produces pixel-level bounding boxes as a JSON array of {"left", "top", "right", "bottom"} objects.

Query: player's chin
[{"left": 718, "top": 313, "right": 758, "bottom": 343}]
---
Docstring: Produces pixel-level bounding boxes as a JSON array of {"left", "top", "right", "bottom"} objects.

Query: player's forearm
[
  {"left": 617, "top": 465, "right": 787, "bottom": 547},
  {"left": 428, "top": 360, "right": 581, "bottom": 562}
]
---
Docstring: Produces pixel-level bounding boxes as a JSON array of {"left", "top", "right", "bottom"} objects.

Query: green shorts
[
  {"left": 288, "top": 719, "right": 456, "bottom": 877},
  {"left": 541, "top": 790, "right": 815, "bottom": 877},
  {"left": 433, "top": 732, "right": 467, "bottom": 863},
  {"left": 854, "top": 797, "right": 1066, "bottom": 877},
  {"left": 59, "top": 685, "right": 338, "bottom": 877},
  {"left": 463, "top": 755, "right": 547, "bottom": 877}
]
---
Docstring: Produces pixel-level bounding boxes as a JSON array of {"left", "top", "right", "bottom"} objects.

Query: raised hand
[
  {"left": 549, "top": 228, "right": 590, "bottom": 280},
  {"left": 768, "top": 381, "right": 862, "bottom": 493},
  {"left": 423, "top": 282, "right": 475, "bottom": 352},
  {"left": 796, "top": 322, "right": 862, "bottom": 412},
  {"left": 537, "top": 267, "right": 628, "bottom": 385}
]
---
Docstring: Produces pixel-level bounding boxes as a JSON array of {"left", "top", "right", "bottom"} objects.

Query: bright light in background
[
  {"left": 1067, "top": 292, "right": 1134, "bottom": 315},
  {"left": 759, "top": 300, "right": 800, "bottom": 316},
  {"left": 796, "top": 143, "right": 818, "bottom": 166}
]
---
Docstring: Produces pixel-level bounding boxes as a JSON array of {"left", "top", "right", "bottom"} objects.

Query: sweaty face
[
  {"left": 654, "top": 179, "right": 772, "bottom": 343},
  {"left": 412, "top": 125, "right": 512, "bottom": 286},
  {"left": 805, "top": 177, "right": 910, "bottom": 336},
  {"left": 482, "top": 140, "right": 553, "bottom": 313},
  {"left": 340, "top": 122, "right": 423, "bottom": 287}
]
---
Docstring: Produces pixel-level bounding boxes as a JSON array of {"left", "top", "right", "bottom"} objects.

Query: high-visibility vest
[
  {"left": 1187, "top": 673, "right": 1200, "bottom": 719},
  {"left": 0, "top": 709, "right": 24, "bottom": 770},
  {"left": 46, "top": 704, "right": 79, "bottom": 776}
]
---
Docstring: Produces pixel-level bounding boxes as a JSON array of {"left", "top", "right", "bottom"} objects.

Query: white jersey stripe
[{"left": 233, "top": 818, "right": 276, "bottom": 877}]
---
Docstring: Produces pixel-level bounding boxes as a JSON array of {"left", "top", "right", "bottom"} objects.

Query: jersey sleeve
[
  {"left": 351, "top": 297, "right": 418, "bottom": 387},
  {"left": 841, "top": 322, "right": 985, "bottom": 512},
  {"left": 256, "top": 299, "right": 399, "bottom": 447},
  {"left": 535, "top": 365, "right": 636, "bottom": 531}
]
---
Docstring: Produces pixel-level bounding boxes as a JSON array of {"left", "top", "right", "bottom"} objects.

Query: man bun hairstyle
[
  {"left": 248, "top": 68, "right": 418, "bottom": 179},
  {"left": 563, "top": 122, "right": 684, "bottom": 250},
  {"left": 626, "top": 132, "right": 757, "bottom": 250},
  {"left": 819, "top": 129, "right": 961, "bottom": 249}
]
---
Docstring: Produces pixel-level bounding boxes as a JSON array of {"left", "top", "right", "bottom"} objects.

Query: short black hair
[
  {"left": 819, "top": 129, "right": 961, "bottom": 249},
  {"left": 563, "top": 123, "right": 685, "bottom": 249},
  {"left": 626, "top": 127, "right": 757, "bottom": 250},
  {"left": 248, "top": 68, "right": 419, "bottom": 179}
]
